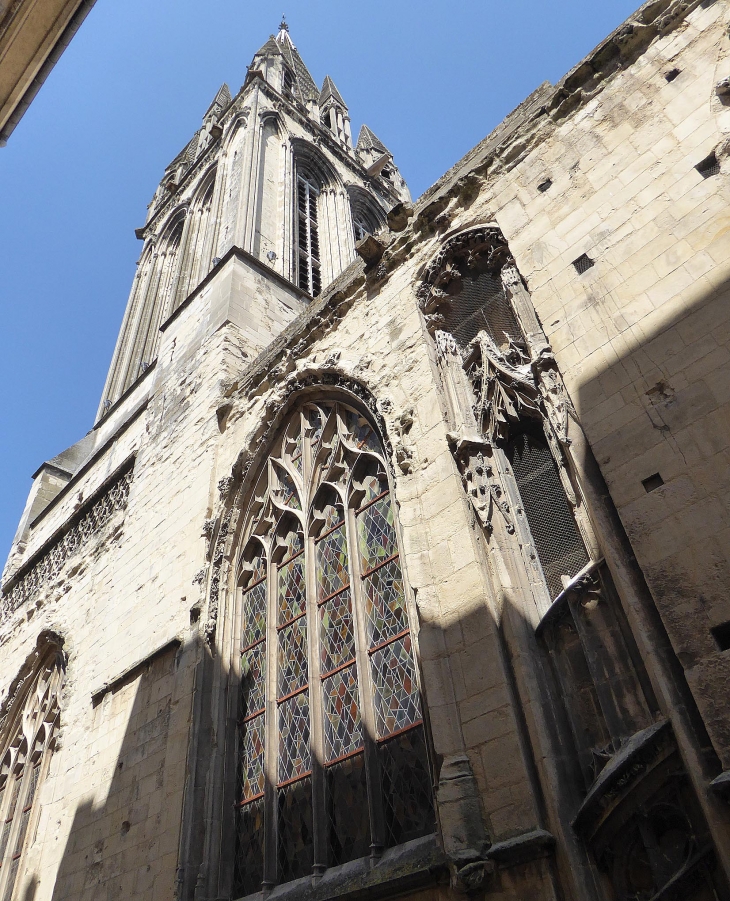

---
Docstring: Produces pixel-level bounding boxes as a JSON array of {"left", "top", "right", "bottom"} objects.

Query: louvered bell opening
[
  {"left": 298, "top": 253, "right": 309, "bottom": 292},
  {"left": 442, "top": 270, "right": 523, "bottom": 350},
  {"left": 310, "top": 264, "right": 321, "bottom": 297},
  {"left": 507, "top": 430, "right": 589, "bottom": 600},
  {"left": 309, "top": 223, "right": 320, "bottom": 265}
]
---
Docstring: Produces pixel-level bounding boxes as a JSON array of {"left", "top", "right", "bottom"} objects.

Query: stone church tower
[{"left": 3, "top": 4, "right": 730, "bottom": 901}]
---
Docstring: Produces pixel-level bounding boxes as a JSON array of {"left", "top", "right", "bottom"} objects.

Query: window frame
[
  {"left": 0, "top": 646, "right": 63, "bottom": 901},
  {"left": 232, "top": 400, "right": 435, "bottom": 895}
]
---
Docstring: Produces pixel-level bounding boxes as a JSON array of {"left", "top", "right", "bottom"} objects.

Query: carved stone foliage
[
  {"left": 466, "top": 332, "right": 540, "bottom": 446},
  {"left": 418, "top": 226, "right": 514, "bottom": 334},
  {"left": 1, "top": 465, "right": 134, "bottom": 622}
]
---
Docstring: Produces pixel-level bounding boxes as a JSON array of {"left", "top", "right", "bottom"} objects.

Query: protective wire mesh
[
  {"left": 442, "top": 270, "right": 523, "bottom": 350},
  {"left": 507, "top": 431, "right": 589, "bottom": 599}
]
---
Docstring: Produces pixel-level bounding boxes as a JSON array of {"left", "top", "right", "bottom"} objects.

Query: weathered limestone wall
[
  {"left": 423, "top": 0, "right": 730, "bottom": 768},
  {"left": 2, "top": 2, "right": 729, "bottom": 900}
]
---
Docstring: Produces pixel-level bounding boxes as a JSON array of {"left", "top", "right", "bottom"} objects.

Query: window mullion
[
  {"left": 305, "top": 531, "right": 328, "bottom": 877},
  {"left": 345, "top": 503, "right": 386, "bottom": 859},
  {"left": 263, "top": 542, "right": 278, "bottom": 889}
]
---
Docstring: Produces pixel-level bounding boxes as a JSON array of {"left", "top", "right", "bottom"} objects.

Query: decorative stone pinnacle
[{"left": 279, "top": 14, "right": 288, "bottom": 32}]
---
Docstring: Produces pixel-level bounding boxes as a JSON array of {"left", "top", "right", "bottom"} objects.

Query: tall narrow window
[
  {"left": 507, "top": 428, "right": 588, "bottom": 599},
  {"left": 296, "top": 171, "right": 321, "bottom": 297},
  {"left": 233, "top": 401, "right": 434, "bottom": 895},
  {"left": 0, "top": 642, "right": 64, "bottom": 901}
]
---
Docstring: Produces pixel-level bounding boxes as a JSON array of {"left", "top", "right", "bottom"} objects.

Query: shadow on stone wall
[
  {"left": 571, "top": 268, "right": 730, "bottom": 767},
  {"left": 46, "top": 635, "right": 209, "bottom": 901}
]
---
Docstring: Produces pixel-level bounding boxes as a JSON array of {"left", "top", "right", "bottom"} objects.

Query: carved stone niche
[{"left": 572, "top": 720, "right": 729, "bottom": 901}]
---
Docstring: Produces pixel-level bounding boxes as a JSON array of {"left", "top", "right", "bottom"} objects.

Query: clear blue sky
[{"left": 0, "top": 0, "right": 639, "bottom": 563}]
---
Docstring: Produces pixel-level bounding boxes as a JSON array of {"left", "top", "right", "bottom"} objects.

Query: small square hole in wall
[
  {"left": 665, "top": 68, "right": 681, "bottom": 82},
  {"left": 573, "top": 254, "right": 594, "bottom": 274},
  {"left": 642, "top": 473, "right": 664, "bottom": 493},
  {"left": 711, "top": 621, "right": 730, "bottom": 652},
  {"left": 696, "top": 152, "right": 720, "bottom": 179},
  {"left": 538, "top": 178, "right": 553, "bottom": 193}
]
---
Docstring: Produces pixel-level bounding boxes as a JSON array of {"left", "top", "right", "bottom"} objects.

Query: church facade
[{"left": 2, "top": 3, "right": 730, "bottom": 900}]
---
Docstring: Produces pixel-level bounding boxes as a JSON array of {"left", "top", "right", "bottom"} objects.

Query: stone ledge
[
  {"left": 485, "top": 829, "right": 555, "bottom": 868},
  {"left": 234, "top": 834, "right": 447, "bottom": 901}
]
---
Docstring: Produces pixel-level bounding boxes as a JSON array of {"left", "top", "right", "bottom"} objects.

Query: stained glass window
[
  {"left": 234, "top": 401, "right": 434, "bottom": 893},
  {"left": 0, "top": 646, "right": 63, "bottom": 901}
]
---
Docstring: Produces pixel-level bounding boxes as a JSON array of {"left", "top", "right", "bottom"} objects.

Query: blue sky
[{"left": 0, "top": 0, "right": 639, "bottom": 562}]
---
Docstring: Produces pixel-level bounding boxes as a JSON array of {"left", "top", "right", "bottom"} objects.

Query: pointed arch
[
  {"left": 175, "top": 164, "right": 219, "bottom": 305},
  {"left": 0, "top": 632, "right": 65, "bottom": 900},
  {"left": 346, "top": 185, "right": 386, "bottom": 242},
  {"left": 231, "top": 396, "right": 434, "bottom": 895}
]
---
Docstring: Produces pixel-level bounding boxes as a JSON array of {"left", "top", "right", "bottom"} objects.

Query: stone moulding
[
  {"left": 0, "top": 460, "right": 135, "bottom": 622},
  {"left": 572, "top": 718, "right": 673, "bottom": 841}
]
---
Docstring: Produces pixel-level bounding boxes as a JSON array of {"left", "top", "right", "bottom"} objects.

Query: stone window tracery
[
  {"left": 233, "top": 400, "right": 434, "bottom": 897},
  {"left": 0, "top": 640, "right": 64, "bottom": 901}
]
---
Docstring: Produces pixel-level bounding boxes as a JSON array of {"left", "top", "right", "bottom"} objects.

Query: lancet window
[
  {"left": 295, "top": 170, "right": 321, "bottom": 297},
  {"left": 233, "top": 401, "right": 434, "bottom": 896},
  {"left": 0, "top": 641, "right": 64, "bottom": 901}
]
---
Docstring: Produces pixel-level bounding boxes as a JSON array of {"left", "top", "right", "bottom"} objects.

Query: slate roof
[
  {"left": 356, "top": 125, "right": 389, "bottom": 155},
  {"left": 319, "top": 75, "right": 346, "bottom": 108}
]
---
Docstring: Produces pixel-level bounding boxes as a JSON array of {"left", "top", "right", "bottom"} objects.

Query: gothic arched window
[
  {"left": 0, "top": 641, "right": 64, "bottom": 900},
  {"left": 234, "top": 401, "right": 434, "bottom": 896},
  {"left": 295, "top": 169, "right": 321, "bottom": 297}
]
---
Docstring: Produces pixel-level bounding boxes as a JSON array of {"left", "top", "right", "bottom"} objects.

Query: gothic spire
[{"left": 276, "top": 15, "right": 295, "bottom": 49}]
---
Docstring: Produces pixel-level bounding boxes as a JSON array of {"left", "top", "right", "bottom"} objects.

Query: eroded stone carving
[
  {"left": 458, "top": 446, "right": 515, "bottom": 534},
  {"left": 468, "top": 331, "right": 540, "bottom": 445},
  {"left": 0, "top": 466, "right": 134, "bottom": 622},
  {"left": 419, "top": 226, "right": 515, "bottom": 335}
]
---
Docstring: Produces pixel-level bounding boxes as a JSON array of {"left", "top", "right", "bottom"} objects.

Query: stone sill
[{"left": 234, "top": 834, "right": 446, "bottom": 901}]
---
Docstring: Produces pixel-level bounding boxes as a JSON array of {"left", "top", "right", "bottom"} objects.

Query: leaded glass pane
[
  {"left": 278, "top": 556, "right": 305, "bottom": 624},
  {"left": 326, "top": 753, "right": 370, "bottom": 866},
  {"left": 307, "top": 406, "right": 325, "bottom": 448},
  {"left": 240, "top": 714, "right": 265, "bottom": 801},
  {"left": 278, "top": 777, "right": 314, "bottom": 881},
  {"left": 279, "top": 691, "right": 311, "bottom": 782},
  {"left": 344, "top": 410, "right": 381, "bottom": 454},
  {"left": 316, "top": 523, "right": 348, "bottom": 600},
  {"left": 241, "top": 642, "right": 266, "bottom": 718},
  {"left": 370, "top": 635, "right": 421, "bottom": 738},
  {"left": 319, "top": 589, "right": 356, "bottom": 675},
  {"left": 323, "top": 665, "right": 362, "bottom": 761},
  {"left": 363, "top": 558, "right": 407, "bottom": 648},
  {"left": 274, "top": 464, "right": 301, "bottom": 510},
  {"left": 242, "top": 579, "right": 267, "bottom": 648},
  {"left": 278, "top": 618, "right": 308, "bottom": 698},
  {"left": 379, "top": 727, "right": 435, "bottom": 847},
  {"left": 234, "top": 796, "right": 265, "bottom": 896},
  {"left": 357, "top": 495, "right": 397, "bottom": 573}
]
